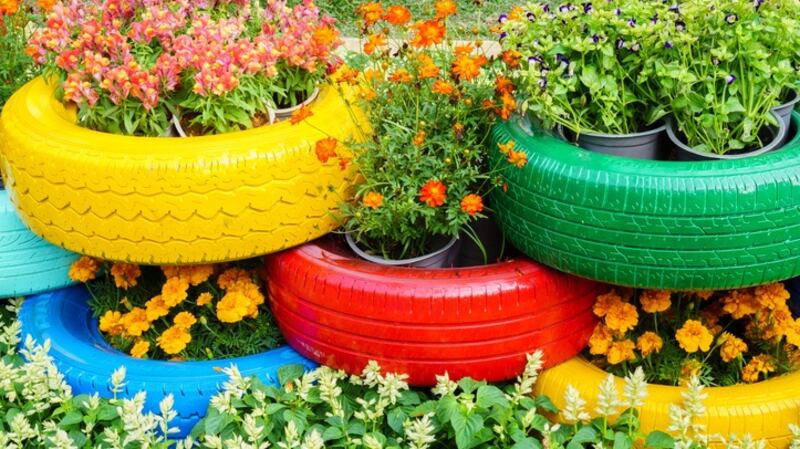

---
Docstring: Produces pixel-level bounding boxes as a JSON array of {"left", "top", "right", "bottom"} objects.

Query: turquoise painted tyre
[
  {"left": 0, "top": 188, "right": 77, "bottom": 298},
  {"left": 492, "top": 113, "right": 800, "bottom": 290}
]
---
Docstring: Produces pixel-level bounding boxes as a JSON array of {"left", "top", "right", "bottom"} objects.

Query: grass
[{"left": 297, "top": 0, "right": 516, "bottom": 37}]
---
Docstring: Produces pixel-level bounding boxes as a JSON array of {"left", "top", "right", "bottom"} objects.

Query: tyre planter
[
  {"left": 0, "top": 77, "right": 363, "bottom": 264},
  {"left": 491, "top": 112, "right": 800, "bottom": 290},
  {"left": 535, "top": 357, "right": 800, "bottom": 448},
  {"left": 19, "top": 285, "right": 316, "bottom": 437},
  {"left": 0, "top": 188, "right": 77, "bottom": 298},
  {"left": 264, "top": 238, "right": 604, "bottom": 386}
]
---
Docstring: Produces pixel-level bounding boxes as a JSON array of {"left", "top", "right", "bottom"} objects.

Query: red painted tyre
[{"left": 265, "top": 238, "right": 604, "bottom": 385}]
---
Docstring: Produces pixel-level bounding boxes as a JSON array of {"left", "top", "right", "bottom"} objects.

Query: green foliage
[{"left": 0, "top": 7, "right": 40, "bottom": 109}]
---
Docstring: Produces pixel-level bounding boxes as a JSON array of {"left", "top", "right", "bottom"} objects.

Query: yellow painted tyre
[
  {"left": 535, "top": 357, "right": 800, "bottom": 448},
  {"left": 0, "top": 78, "right": 363, "bottom": 264}
]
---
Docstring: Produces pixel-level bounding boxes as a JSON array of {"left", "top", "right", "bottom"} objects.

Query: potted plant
[
  {"left": 536, "top": 284, "right": 800, "bottom": 445},
  {"left": 656, "top": 0, "right": 800, "bottom": 159},
  {"left": 499, "top": 1, "right": 669, "bottom": 160},
  {"left": 0, "top": 0, "right": 362, "bottom": 265}
]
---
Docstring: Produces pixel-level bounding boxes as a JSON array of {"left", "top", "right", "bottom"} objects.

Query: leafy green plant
[{"left": 0, "top": 3, "right": 42, "bottom": 109}]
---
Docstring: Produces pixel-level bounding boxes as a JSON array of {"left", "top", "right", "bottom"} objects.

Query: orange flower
[
  {"left": 174, "top": 311, "right": 197, "bottom": 329},
  {"left": 313, "top": 24, "right": 339, "bottom": 47},
  {"left": 431, "top": 80, "right": 455, "bottom": 95},
  {"left": 410, "top": 19, "right": 446, "bottom": 48},
  {"left": 719, "top": 332, "right": 748, "bottom": 362},
  {"left": 130, "top": 339, "right": 149, "bottom": 359},
  {"left": 180, "top": 264, "right": 215, "bottom": 286},
  {"left": 0, "top": 0, "right": 19, "bottom": 15},
  {"left": 363, "top": 191, "right": 384, "bottom": 209},
  {"left": 145, "top": 295, "right": 170, "bottom": 322},
  {"left": 216, "top": 291, "right": 250, "bottom": 323},
  {"left": 497, "top": 140, "right": 515, "bottom": 155},
  {"left": 289, "top": 105, "right": 314, "bottom": 125},
  {"left": 452, "top": 54, "right": 487, "bottom": 82},
  {"left": 37, "top": 0, "right": 56, "bottom": 11},
  {"left": 454, "top": 43, "right": 474, "bottom": 56},
  {"left": 588, "top": 323, "right": 614, "bottom": 355},
  {"left": 593, "top": 289, "right": 623, "bottom": 318},
  {"left": 742, "top": 354, "right": 776, "bottom": 383},
  {"left": 675, "top": 320, "right": 714, "bottom": 353},
  {"left": 99, "top": 310, "right": 125, "bottom": 336},
  {"left": 69, "top": 256, "right": 100, "bottom": 283},
  {"left": 460, "top": 194, "right": 484, "bottom": 216},
  {"left": 334, "top": 66, "right": 360, "bottom": 85},
  {"left": 339, "top": 157, "right": 352, "bottom": 171},
  {"left": 384, "top": 5, "right": 412, "bottom": 25},
  {"left": 121, "top": 307, "right": 150, "bottom": 337},
  {"left": 604, "top": 301, "right": 639, "bottom": 333},
  {"left": 755, "top": 283, "right": 790, "bottom": 311},
  {"left": 453, "top": 122, "right": 464, "bottom": 139},
  {"left": 315, "top": 137, "right": 338, "bottom": 163},
  {"left": 498, "top": 92, "right": 516, "bottom": 120},
  {"left": 495, "top": 75, "right": 515, "bottom": 95},
  {"left": 636, "top": 331, "right": 663, "bottom": 357},
  {"left": 639, "top": 290, "right": 672, "bottom": 314},
  {"left": 358, "top": 86, "right": 377, "bottom": 101},
  {"left": 363, "top": 33, "right": 387, "bottom": 55},
  {"left": 507, "top": 149, "right": 528, "bottom": 168},
  {"left": 721, "top": 289, "right": 758, "bottom": 319},
  {"left": 389, "top": 69, "right": 413, "bottom": 83},
  {"left": 162, "top": 277, "right": 190, "bottom": 307},
  {"left": 157, "top": 325, "right": 192, "bottom": 355},
  {"left": 111, "top": 263, "right": 141, "bottom": 289},
  {"left": 501, "top": 49, "right": 522, "bottom": 69},
  {"left": 607, "top": 339, "right": 636, "bottom": 365},
  {"left": 413, "top": 130, "right": 426, "bottom": 146},
  {"left": 196, "top": 292, "right": 213, "bottom": 306},
  {"left": 217, "top": 268, "right": 251, "bottom": 290},
  {"left": 419, "top": 180, "right": 447, "bottom": 207},
  {"left": 434, "top": 0, "right": 457, "bottom": 19},
  {"left": 417, "top": 55, "right": 440, "bottom": 79},
  {"left": 358, "top": 2, "right": 385, "bottom": 26}
]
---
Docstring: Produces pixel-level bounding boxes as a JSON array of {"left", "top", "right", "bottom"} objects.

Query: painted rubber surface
[
  {"left": 265, "top": 239, "right": 604, "bottom": 386},
  {"left": 491, "top": 112, "right": 800, "bottom": 290},
  {"left": 0, "top": 78, "right": 362, "bottom": 264},
  {"left": 0, "top": 189, "right": 76, "bottom": 298},
  {"left": 535, "top": 358, "right": 800, "bottom": 448},
  {"left": 19, "top": 286, "right": 316, "bottom": 437}
]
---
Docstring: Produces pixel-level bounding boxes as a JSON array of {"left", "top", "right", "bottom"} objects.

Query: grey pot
[
  {"left": 556, "top": 123, "right": 666, "bottom": 160},
  {"left": 772, "top": 91, "right": 799, "bottom": 146},
  {"left": 345, "top": 233, "right": 460, "bottom": 268},
  {"left": 668, "top": 113, "right": 787, "bottom": 161},
  {"left": 270, "top": 88, "right": 320, "bottom": 123}
]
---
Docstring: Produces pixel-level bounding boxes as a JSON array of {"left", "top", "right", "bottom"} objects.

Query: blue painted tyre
[
  {"left": 19, "top": 285, "right": 316, "bottom": 437},
  {"left": 0, "top": 189, "right": 77, "bottom": 298}
]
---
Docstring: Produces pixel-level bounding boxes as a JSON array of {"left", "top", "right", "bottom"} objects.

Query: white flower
[
  {"left": 623, "top": 367, "right": 648, "bottom": 409},
  {"left": 404, "top": 413, "right": 436, "bottom": 449},
  {"left": 362, "top": 434, "right": 384, "bottom": 449},
  {"left": 378, "top": 372, "right": 409, "bottom": 406},
  {"left": 300, "top": 430, "right": 324, "bottom": 449},
  {"left": 110, "top": 366, "right": 127, "bottom": 396},
  {"left": 47, "top": 428, "right": 78, "bottom": 449},
  {"left": 507, "top": 351, "right": 544, "bottom": 404},
  {"left": 9, "top": 413, "right": 37, "bottom": 444},
  {"left": 243, "top": 413, "right": 265, "bottom": 444},
  {"left": 361, "top": 361, "right": 383, "bottom": 388},
  {"left": 789, "top": 423, "right": 800, "bottom": 449},
  {"left": 562, "top": 385, "right": 590, "bottom": 423},
  {"left": 277, "top": 421, "right": 301, "bottom": 449},
  {"left": 318, "top": 369, "right": 344, "bottom": 418},
  {"left": 295, "top": 370, "right": 318, "bottom": 401},
  {"left": 595, "top": 374, "right": 619, "bottom": 417},
  {"left": 682, "top": 376, "right": 707, "bottom": 421},
  {"left": 202, "top": 434, "right": 224, "bottom": 449},
  {"left": 158, "top": 394, "right": 179, "bottom": 436},
  {"left": 432, "top": 372, "right": 458, "bottom": 397},
  {"left": 221, "top": 365, "right": 251, "bottom": 399},
  {"left": 211, "top": 392, "right": 237, "bottom": 415}
]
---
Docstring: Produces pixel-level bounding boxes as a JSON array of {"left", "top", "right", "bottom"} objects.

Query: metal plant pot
[{"left": 345, "top": 233, "right": 460, "bottom": 268}]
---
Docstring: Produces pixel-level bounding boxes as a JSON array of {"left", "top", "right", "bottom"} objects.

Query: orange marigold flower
[
  {"left": 498, "top": 92, "right": 516, "bottom": 120},
  {"left": 217, "top": 268, "right": 251, "bottom": 290},
  {"left": 180, "top": 264, "right": 215, "bottom": 286},
  {"left": 339, "top": 157, "right": 352, "bottom": 171},
  {"left": 460, "top": 194, "right": 484, "bottom": 216},
  {"left": 639, "top": 290, "right": 672, "bottom": 314},
  {"left": 389, "top": 69, "right": 413, "bottom": 83},
  {"left": 358, "top": 86, "right": 377, "bottom": 100},
  {"left": 358, "top": 2, "right": 385, "bottom": 26},
  {"left": 742, "top": 354, "right": 776, "bottom": 383},
  {"left": 37, "top": 0, "right": 56, "bottom": 11},
  {"left": 145, "top": 295, "right": 170, "bottom": 322},
  {"left": 313, "top": 24, "right": 339, "bottom": 46},
  {"left": 111, "top": 263, "right": 141, "bottom": 289},
  {"left": 695, "top": 290, "right": 714, "bottom": 300},
  {"left": 363, "top": 191, "right": 384, "bottom": 209},
  {"left": 675, "top": 319, "right": 714, "bottom": 353},
  {"left": 593, "top": 289, "right": 623, "bottom": 318},
  {"left": 679, "top": 359, "right": 703, "bottom": 384},
  {"left": 334, "top": 66, "right": 360, "bottom": 85},
  {"left": 384, "top": 5, "right": 412, "bottom": 25},
  {"left": 588, "top": 323, "right": 614, "bottom": 355},
  {"left": 431, "top": 80, "right": 455, "bottom": 95},
  {"left": 216, "top": 291, "right": 250, "bottom": 323},
  {"left": 363, "top": 33, "right": 387, "bottom": 55},
  {"left": 161, "top": 277, "right": 189, "bottom": 307},
  {"left": 636, "top": 331, "right": 663, "bottom": 357},
  {"left": 719, "top": 332, "right": 748, "bottom": 362},
  {"left": 721, "top": 289, "right": 758, "bottom": 319},
  {"left": 174, "top": 311, "right": 197, "bottom": 329},
  {"left": 157, "top": 325, "right": 192, "bottom": 355},
  {"left": 434, "top": 0, "right": 457, "bottom": 19},
  {"left": 99, "top": 310, "right": 125, "bottom": 336},
  {"left": 419, "top": 180, "right": 447, "bottom": 207},
  {"left": 289, "top": 105, "right": 314, "bottom": 125},
  {"left": 507, "top": 149, "right": 528, "bottom": 168},
  {"left": 410, "top": 19, "right": 446, "bottom": 48},
  {"left": 452, "top": 54, "right": 487, "bottom": 82},
  {"left": 501, "top": 49, "right": 522, "bottom": 69},
  {"left": 121, "top": 307, "right": 150, "bottom": 337},
  {"left": 607, "top": 339, "right": 636, "bottom": 365},
  {"left": 605, "top": 301, "right": 639, "bottom": 333},
  {"left": 196, "top": 292, "right": 213, "bottom": 306},
  {"left": 755, "top": 282, "right": 790, "bottom": 311},
  {"left": 453, "top": 122, "right": 464, "bottom": 139},
  {"left": 0, "top": 0, "right": 19, "bottom": 15},
  {"left": 417, "top": 55, "right": 441, "bottom": 79},
  {"left": 454, "top": 43, "right": 474, "bottom": 56},
  {"left": 495, "top": 75, "right": 515, "bottom": 95},
  {"left": 497, "top": 140, "right": 515, "bottom": 155},
  {"left": 315, "top": 137, "right": 338, "bottom": 163},
  {"left": 69, "top": 256, "right": 100, "bottom": 283},
  {"left": 130, "top": 339, "right": 150, "bottom": 358},
  {"left": 413, "top": 130, "right": 426, "bottom": 146}
]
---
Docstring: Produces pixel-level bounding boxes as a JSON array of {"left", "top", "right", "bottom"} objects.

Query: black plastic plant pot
[
  {"left": 556, "top": 123, "right": 666, "bottom": 160},
  {"left": 457, "top": 214, "right": 506, "bottom": 267},
  {"left": 669, "top": 113, "right": 787, "bottom": 161},
  {"left": 774, "top": 90, "right": 800, "bottom": 145}
]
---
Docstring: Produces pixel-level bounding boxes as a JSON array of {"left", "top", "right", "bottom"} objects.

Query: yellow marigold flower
[
  {"left": 130, "top": 340, "right": 150, "bottom": 359},
  {"left": 679, "top": 359, "right": 703, "bottom": 385},
  {"left": 675, "top": 319, "right": 714, "bottom": 353},
  {"left": 196, "top": 292, "right": 213, "bottom": 306},
  {"left": 721, "top": 289, "right": 758, "bottom": 319},
  {"left": 785, "top": 320, "right": 800, "bottom": 347},
  {"left": 145, "top": 295, "right": 170, "bottom": 322},
  {"left": 110, "top": 263, "right": 141, "bottom": 289},
  {"left": 719, "top": 332, "right": 747, "bottom": 362},
  {"left": 755, "top": 283, "right": 790, "bottom": 311},
  {"left": 217, "top": 268, "right": 252, "bottom": 290},
  {"left": 695, "top": 290, "right": 714, "bottom": 300},
  {"left": 157, "top": 325, "right": 192, "bottom": 355},
  {"left": 606, "top": 339, "right": 635, "bottom": 365},
  {"left": 742, "top": 354, "right": 776, "bottom": 383},
  {"left": 593, "top": 290, "right": 623, "bottom": 318},
  {"left": 161, "top": 266, "right": 180, "bottom": 278},
  {"left": 174, "top": 311, "right": 197, "bottom": 329},
  {"left": 216, "top": 291, "right": 251, "bottom": 323},
  {"left": 636, "top": 331, "right": 663, "bottom": 357},
  {"left": 69, "top": 256, "right": 100, "bottom": 283},
  {"left": 588, "top": 323, "right": 614, "bottom": 355},
  {"left": 162, "top": 277, "right": 189, "bottom": 307},
  {"left": 605, "top": 301, "right": 639, "bottom": 334},
  {"left": 181, "top": 265, "right": 215, "bottom": 286},
  {"left": 121, "top": 307, "right": 150, "bottom": 337},
  {"left": 639, "top": 290, "right": 671, "bottom": 314},
  {"left": 99, "top": 310, "right": 125, "bottom": 336}
]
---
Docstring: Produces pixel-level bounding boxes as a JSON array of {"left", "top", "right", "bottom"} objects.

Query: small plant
[
  {"left": 0, "top": 0, "right": 51, "bottom": 108},
  {"left": 69, "top": 256, "right": 283, "bottom": 361},
  {"left": 586, "top": 283, "right": 798, "bottom": 386}
]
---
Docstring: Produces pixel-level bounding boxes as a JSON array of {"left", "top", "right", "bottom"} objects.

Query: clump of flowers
[
  {"left": 322, "top": 1, "right": 519, "bottom": 260},
  {"left": 27, "top": 0, "right": 341, "bottom": 136},
  {"left": 587, "top": 283, "right": 799, "bottom": 386},
  {"left": 69, "top": 256, "right": 282, "bottom": 360},
  {"left": 0, "top": 0, "right": 52, "bottom": 107}
]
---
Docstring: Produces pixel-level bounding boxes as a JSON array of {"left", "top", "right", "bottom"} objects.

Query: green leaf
[
  {"left": 534, "top": 395, "right": 559, "bottom": 414},
  {"left": 613, "top": 431, "right": 633, "bottom": 449},
  {"left": 59, "top": 411, "right": 84, "bottom": 428},
  {"left": 322, "top": 426, "right": 343, "bottom": 441},
  {"left": 457, "top": 378, "right": 483, "bottom": 395},
  {"left": 645, "top": 431, "right": 675, "bottom": 449},
  {"left": 96, "top": 404, "right": 118, "bottom": 421},
  {"left": 387, "top": 408, "right": 407, "bottom": 435},
  {"left": 511, "top": 438, "right": 543, "bottom": 449},
  {"left": 476, "top": 385, "right": 509, "bottom": 410},
  {"left": 436, "top": 395, "right": 460, "bottom": 424},
  {"left": 204, "top": 410, "right": 232, "bottom": 434},
  {"left": 451, "top": 412, "right": 483, "bottom": 449},
  {"left": 278, "top": 364, "right": 305, "bottom": 386},
  {"left": 567, "top": 426, "right": 598, "bottom": 449}
]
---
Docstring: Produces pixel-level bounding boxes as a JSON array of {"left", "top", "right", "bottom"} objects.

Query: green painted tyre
[{"left": 491, "top": 113, "right": 800, "bottom": 290}]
